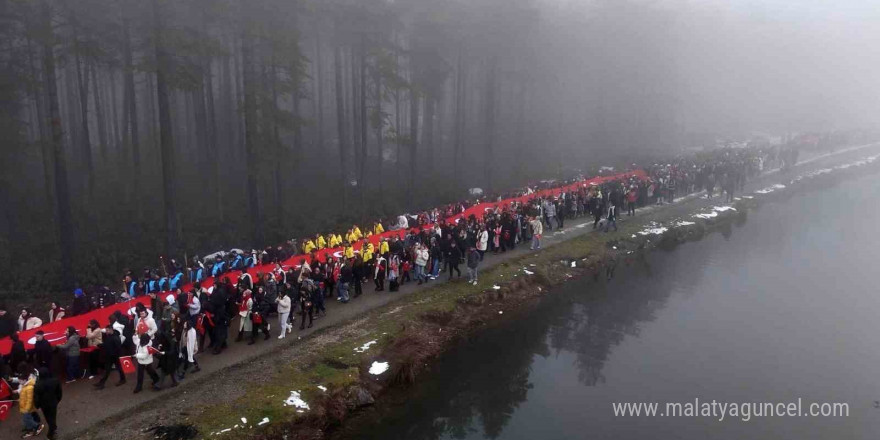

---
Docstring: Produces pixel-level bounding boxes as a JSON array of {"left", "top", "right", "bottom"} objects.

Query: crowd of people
[{"left": 0, "top": 145, "right": 783, "bottom": 439}]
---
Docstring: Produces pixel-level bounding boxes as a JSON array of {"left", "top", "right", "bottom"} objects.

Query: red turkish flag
[
  {"left": 0, "top": 400, "right": 13, "bottom": 421},
  {"left": 119, "top": 356, "right": 136, "bottom": 374},
  {"left": 0, "top": 379, "right": 10, "bottom": 400},
  {"left": 147, "top": 346, "right": 162, "bottom": 356}
]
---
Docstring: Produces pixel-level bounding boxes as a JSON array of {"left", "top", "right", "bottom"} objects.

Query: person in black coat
[
  {"left": 94, "top": 325, "right": 125, "bottom": 389},
  {"left": 248, "top": 289, "right": 271, "bottom": 345},
  {"left": 71, "top": 288, "right": 90, "bottom": 316},
  {"left": 0, "top": 304, "right": 15, "bottom": 338},
  {"left": 155, "top": 330, "right": 179, "bottom": 388},
  {"left": 32, "top": 331, "right": 54, "bottom": 369},
  {"left": 8, "top": 333, "right": 27, "bottom": 372},
  {"left": 35, "top": 367, "right": 62, "bottom": 440},
  {"left": 210, "top": 281, "right": 230, "bottom": 355},
  {"left": 446, "top": 242, "right": 462, "bottom": 280}
]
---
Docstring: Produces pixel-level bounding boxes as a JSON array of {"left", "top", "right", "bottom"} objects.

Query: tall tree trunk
[
  {"left": 484, "top": 57, "right": 497, "bottom": 193},
  {"left": 202, "top": 36, "right": 222, "bottom": 222},
  {"left": 71, "top": 11, "right": 94, "bottom": 202},
  {"left": 424, "top": 94, "right": 435, "bottom": 179},
  {"left": 271, "top": 63, "right": 284, "bottom": 224},
  {"left": 358, "top": 45, "right": 368, "bottom": 218},
  {"left": 408, "top": 83, "right": 419, "bottom": 206},
  {"left": 90, "top": 62, "right": 107, "bottom": 161},
  {"left": 373, "top": 63, "right": 384, "bottom": 200},
  {"left": 241, "top": 30, "right": 263, "bottom": 245},
  {"left": 26, "top": 36, "right": 56, "bottom": 212},
  {"left": 152, "top": 0, "right": 179, "bottom": 255},
  {"left": 122, "top": 9, "right": 142, "bottom": 221},
  {"left": 314, "top": 29, "right": 324, "bottom": 160},
  {"left": 334, "top": 43, "right": 348, "bottom": 208},
  {"left": 453, "top": 50, "right": 464, "bottom": 189},
  {"left": 41, "top": 0, "right": 75, "bottom": 290}
]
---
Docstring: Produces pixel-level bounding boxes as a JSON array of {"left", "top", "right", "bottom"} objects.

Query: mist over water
[{"left": 336, "top": 172, "right": 880, "bottom": 440}]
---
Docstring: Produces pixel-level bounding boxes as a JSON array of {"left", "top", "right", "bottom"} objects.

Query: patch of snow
[
  {"left": 713, "top": 206, "right": 736, "bottom": 212},
  {"left": 741, "top": 196, "right": 753, "bottom": 199},
  {"left": 241, "top": 417, "right": 248, "bottom": 425},
  {"left": 283, "top": 391, "right": 310, "bottom": 410},
  {"left": 369, "top": 361, "right": 390, "bottom": 375},
  {"left": 220, "top": 428, "right": 232, "bottom": 433},
  {"left": 637, "top": 227, "right": 668, "bottom": 236},
  {"left": 523, "top": 269, "right": 535, "bottom": 275},
  {"left": 499, "top": 311, "right": 504, "bottom": 315},
  {"left": 571, "top": 261, "right": 577, "bottom": 268},
  {"left": 258, "top": 418, "right": 270, "bottom": 426},
  {"left": 693, "top": 212, "right": 718, "bottom": 219},
  {"left": 492, "top": 285, "right": 501, "bottom": 290},
  {"left": 354, "top": 340, "right": 377, "bottom": 353},
  {"left": 317, "top": 385, "right": 327, "bottom": 392},
  {"left": 674, "top": 221, "right": 696, "bottom": 227}
]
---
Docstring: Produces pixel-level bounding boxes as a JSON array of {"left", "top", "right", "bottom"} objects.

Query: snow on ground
[
  {"left": 369, "top": 361, "right": 389, "bottom": 375},
  {"left": 674, "top": 221, "right": 696, "bottom": 227},
  {"left": 637, "top": 227, "right": 668, "bottom": 236},
  {"left": 713, "top": 206, "right": 736, "bottom": 212},
  {"left": 258, "top": 417, "right": 270, "bottom": 426},
  {"left": 693, "top": 211, "right": 718, "bottom": 219},
  {"left": 283, "top": 391, "right": 310, "bottom": 410},
  {"left": 354, "top": 340, "right": 377, "bottom": 353}
]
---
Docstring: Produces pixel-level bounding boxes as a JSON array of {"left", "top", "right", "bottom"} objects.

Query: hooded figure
[{"left": 71, "top": 288, "right": 90, "bottom": 316}]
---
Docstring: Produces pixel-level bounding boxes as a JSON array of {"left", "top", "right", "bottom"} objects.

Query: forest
[{"left": 0, "top": 0, "right": 877, "bottom": 302}]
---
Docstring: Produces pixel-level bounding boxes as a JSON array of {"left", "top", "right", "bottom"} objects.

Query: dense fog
[{"left": 0, "top": 0, "right": 877, "bottom": 299}]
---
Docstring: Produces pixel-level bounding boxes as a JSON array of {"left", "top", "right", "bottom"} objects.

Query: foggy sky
[{"left": 537, "top": 0, "right": 880, "bottom": 138}]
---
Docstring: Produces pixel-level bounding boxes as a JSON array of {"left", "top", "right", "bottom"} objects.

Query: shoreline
[{"left": 67, "top": 144, "right": 880, "bottom": 440}]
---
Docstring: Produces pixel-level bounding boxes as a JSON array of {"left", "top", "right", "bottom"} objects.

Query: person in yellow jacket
[
  {"left": 362, "top": 246, "right": 373, "bottom": 263},
  {"left": 18, "top": 372, "right": 44, "bottom": 435},
  {"left": 344, "top": 243, "right": 355, "bottom": 260},
  {"left": 316, "top": 234, "right": 327, "bottom": 250},
  {"left": 379, "top": 238, "right": 389, "bottom": 256},
  {"left": 352, "top": 225, "right": 363, "bottom": 240},
  {"left": 331, "top": 234, "right": 341, "bottom": 248},
  {"left": 373, "top": 222, "right": 384, "bottom": 235},
  {"left": 345, "top": 229, "right": 356, "bottom": 245},
  {"left": 303, "top": 239, "right": 316, "bottom": 255}
]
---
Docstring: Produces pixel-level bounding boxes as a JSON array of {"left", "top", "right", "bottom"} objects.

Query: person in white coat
[
  {"left": 179, "top": 320, "right": 200, "bottom": 379},
  {"left": 476, "top": 226, "right": 489, "bottom": 260},
  {"left": 276, "top": 291, "right": 292, "bottom": 339},
  {"left": 133, "top": 334, "right": 160, "bottom": 393}
]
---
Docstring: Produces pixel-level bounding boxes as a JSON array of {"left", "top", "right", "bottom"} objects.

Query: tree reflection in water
[{"left": 335, "top": 249, "right": 715, "bottom": 440}]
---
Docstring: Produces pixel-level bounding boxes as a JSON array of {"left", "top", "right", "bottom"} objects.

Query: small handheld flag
[{"left": 119, "top": 356, "right": 137, "bottom": 374}]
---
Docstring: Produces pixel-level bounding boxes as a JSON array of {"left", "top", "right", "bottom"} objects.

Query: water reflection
[{"left": 337, "top": 250, "right": 714, "bottom": 440}]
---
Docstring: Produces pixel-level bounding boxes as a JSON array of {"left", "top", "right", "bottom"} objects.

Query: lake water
[{"left": 335, "top": 170, "right": 880, "bottom": 440}]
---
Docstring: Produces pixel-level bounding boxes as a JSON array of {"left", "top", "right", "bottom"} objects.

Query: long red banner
[{"left": 0, "top": 169, "right": 644, "bottom": 356}]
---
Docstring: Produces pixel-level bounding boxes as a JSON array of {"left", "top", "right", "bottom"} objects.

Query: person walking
[
  {"left": 466, "top": 246, "right": 481, "bottom": 286},
  {"left": 276, "top": 290, "right": 292, "bottom": 339},
  {"left": 447, "top": 241, "right": 462, "bottom": 280},
  {"left": 57, "top": 326, "right": 81, "bottom": 384},
  {"left": 17, "top": 369, "right": 44, "bottom": 438},
  {"left": 179, "top": 320, "right": 200, "bottom": 380},
  {"left": 94, "top": 324, "right": 125, "bottom": 389},
  {"left": 35, "top": 367, "right": 61, "bottom": 440},
  {"left": 604, "top": 201, "right": 619, "bottom": 232},
  {"left": 249, "top": 288, "right": 271, "bottom": 344},
  {"left": 415, "top": 244, "right": 429, "bottom": 285},
  {"left": 133, "top": 335, "right": 160, "bottom": 393},
  {"left": 529, "top": 216, "right": 543, "bottom": 250}
]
